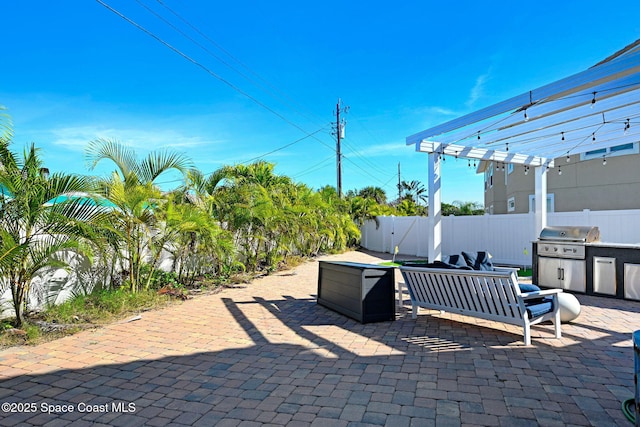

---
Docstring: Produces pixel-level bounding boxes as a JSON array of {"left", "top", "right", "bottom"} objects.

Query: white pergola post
[
  {"left": 427, "top": 152, "right": 442, "bottom": 261},
  {"left": 534, "top": 165, "right": 548, "bottom": 237}
]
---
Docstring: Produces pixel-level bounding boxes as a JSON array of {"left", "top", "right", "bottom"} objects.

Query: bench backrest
[{"left": 400, "top": 266, "right": 527, "bottom": 324}]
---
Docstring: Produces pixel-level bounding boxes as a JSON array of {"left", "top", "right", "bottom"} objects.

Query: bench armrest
[
  {"left": 494, "top": 266, "right": 520, "bottom": 273},
  {"left": 521, "top": 288, "right": 563, "bottom": 300}
]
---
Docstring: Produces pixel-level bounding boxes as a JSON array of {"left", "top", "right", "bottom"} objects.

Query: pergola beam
[
  {"left": 405, "top": 39, "right": 640, "bottom": 263},
  {"left": 406, "top": 49, "right": 640, "bottom": 145},
  {"left": 416, "top": 141, "right": 554, "bottom": 167}
]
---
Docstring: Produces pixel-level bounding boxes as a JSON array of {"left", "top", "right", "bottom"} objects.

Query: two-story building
[{"left": 481, "top": 141, "right": 640, "bottom": 214}]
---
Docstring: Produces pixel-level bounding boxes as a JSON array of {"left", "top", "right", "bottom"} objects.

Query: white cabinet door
[
  {"left": 561, "top": 259, "right": 586, "bottom": 292},
  {"left": 538, "top": 257, "right": 562, "bottom": 287},
  {"left": 538, "top": 257, "right": 585, "bottom": 291}
]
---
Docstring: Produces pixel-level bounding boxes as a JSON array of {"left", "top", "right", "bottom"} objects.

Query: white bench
[{"left": 399, "top": 266, "right": 562, "bottom": 346}]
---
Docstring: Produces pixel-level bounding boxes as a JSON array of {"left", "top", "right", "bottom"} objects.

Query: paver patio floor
[{"left": 0, "top": 250, "right": 638, "bottom": 426}]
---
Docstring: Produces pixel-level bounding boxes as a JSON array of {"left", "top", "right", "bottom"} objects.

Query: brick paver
[{"left": 0, "top": 250, "right": 638, "bottom": 425}]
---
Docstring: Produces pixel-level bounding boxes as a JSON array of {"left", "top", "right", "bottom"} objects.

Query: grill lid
[{"left": 539, "top": 226, "right": 600, "bottom": 243}]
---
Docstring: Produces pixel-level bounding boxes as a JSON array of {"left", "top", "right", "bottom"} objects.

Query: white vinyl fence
[{"left": 360, "top": 209, "right": 640, "bottom": 267}]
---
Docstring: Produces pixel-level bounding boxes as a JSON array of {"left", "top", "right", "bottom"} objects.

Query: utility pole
[
  {"left": 333, "top": 99, "right": 348, "bottom": 198},
  {"left": 397, "top": 162, "right": 402, "bottom": 201}
]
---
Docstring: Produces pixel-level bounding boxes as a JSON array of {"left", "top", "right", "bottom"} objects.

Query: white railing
[{"left": 360, "top": 209, "right": 640, "bottom": 267}]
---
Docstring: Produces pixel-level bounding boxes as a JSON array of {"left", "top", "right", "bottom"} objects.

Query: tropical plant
[
  {"left": 160, "top": 200, "right": 234, "bottom": 285},
  {"left": 193, "top": 164, "right": 360, "bottom": 273},
  {"left": 398, "top": 180, "right": 428, "bottom": 205},
  {"left": 85, "top": 138, "right": 192, "bottom": 292},
  {"left": 0, "top": 139, "right": 106, "bottom": 327},
  {"left": 395, "top": 198, "right": 426, "bottom": 216},
  {"left": 357, "top": 186, "right": 387, "bottom": 204},
  {"left": 442, "top": 200, "right": 484, "bottom": 216}
]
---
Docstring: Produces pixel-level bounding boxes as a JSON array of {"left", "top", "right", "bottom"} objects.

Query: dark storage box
[{"left": 317, "top": 261, "right": 395, "bottom": 323}]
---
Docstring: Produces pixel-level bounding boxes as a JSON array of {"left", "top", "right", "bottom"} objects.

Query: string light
[
  {"left": 477, "top": 131, "right": 481, "bottom": 140},
  {"left": 566, "top": 155, "right": 570, "bottom": 162},
  {"left": 558, "top": 165, "right": 562, "bottom": 175},
  {"left": 561, "top": 132, "right": 565, "bottom": 141},
  {"left": 590, "top": 92, "right": 597, "bottom": 108},
  {"left": 592, "top": 132, "right": 596, "bottom": 142},
  {"left": 603, "top": 155, "right": 607, "bottom": 166},
  {"left": 524, "top": 165, "right": 529, "bottom": 175},
  {"left": 625, "top": 118, "right": 631, "bottom": 135},
  {"left": 524, "top": 109, "right": 529, "bottom": 122}
]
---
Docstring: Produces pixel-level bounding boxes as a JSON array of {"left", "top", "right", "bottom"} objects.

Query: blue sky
[{"left": 2, "top": 1, "right": 640, "bottom": 204}]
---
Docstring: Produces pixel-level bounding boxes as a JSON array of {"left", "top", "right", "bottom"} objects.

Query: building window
[
  {"left": 507, "top": 197, "right": 516, "bottom": 212},
  {"left": 489, "top": 163, "right": 493, "bottom": 188},
  {"left": 528, "top": 194, "right": 555, "bottom": 213},
  {"left": 484, "top": 163, "right": 494, "bottom": 191},
  {"left": 580, "top": 142, "right": 639, "bottom": 161}
]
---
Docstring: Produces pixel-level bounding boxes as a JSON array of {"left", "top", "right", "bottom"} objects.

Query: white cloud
[
  {"left": 50, "top": 126, "right": 221, "bottom": 153},
  {"left": 465, "top": 69, "right": 492, "bottom": 109}
]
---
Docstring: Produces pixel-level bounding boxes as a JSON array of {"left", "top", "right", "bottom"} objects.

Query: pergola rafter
[{"left": 406, "top": 39, "right": 640, "bottom": 262}]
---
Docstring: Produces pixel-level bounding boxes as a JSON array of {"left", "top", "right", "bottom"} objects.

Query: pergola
[{"left": 406, "top": 39, "right": 640, "bottom": 262}]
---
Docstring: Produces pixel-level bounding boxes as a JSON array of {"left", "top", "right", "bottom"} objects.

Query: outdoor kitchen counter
[
  {"left": 533, "top": 240, "right": 640, "bottom": 300},
  {"left": 588, "top": 242, "right": 640, "bottom": 249}
]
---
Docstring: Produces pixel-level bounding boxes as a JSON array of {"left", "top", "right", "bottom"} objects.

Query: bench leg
[
  {"left": 523, "top": 324, "right": 532, "bottom": 346},
  {"left": 397, "top": 281, "right": 405, "bottom": 308},
  {"left": 412, "top": 304, "right": 419, "bottom": 319},
  {"left": 553, "top": 305, "right": 562, "bottom": 339}
]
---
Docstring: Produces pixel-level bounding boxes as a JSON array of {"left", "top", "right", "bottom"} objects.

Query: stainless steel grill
[
  {"left": 539, "top": 226, "right": 601, "bottom": 244},
  {"left": 537, "top": 226, "right": 600, "bottom": 260},
  {"left": 536, "top": 225, "right": 601, "bottom": 293}
]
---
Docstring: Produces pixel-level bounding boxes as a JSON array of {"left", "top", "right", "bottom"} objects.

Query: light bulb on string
[
  {"left": 592, "top": 132, "right": 596, "bottom": 142},
  {"left": 558, "top": 166, "right": 562, "bottom": 176},
  {"left": 625, "top": 118, "right": 631, "bottom": 135},
  {"left": 590, "top": 92, "right": 597, "bottom": 109},
  {"left": 566, "top": 155, "right": 570, "bottom": 163},
  {"left": 561, "top": 132, "right": 565, "bottom": 141},
  {"left": 524, "top": 109, "right": 529, "bottom": 122},
  {"left": 603, "top": 155, "right": 607, "bottom": 166},
  {"left": 477, "top": 132, "right": 480, "bottom": 140}
]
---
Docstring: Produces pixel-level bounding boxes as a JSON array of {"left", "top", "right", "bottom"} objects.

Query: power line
[
  {"left": 97, "top": 1, "right": 398, "bottom": 192},
  {"left": 342, "top": 140, "right": 392, "bottom": 177},
  {"left": 154, "top": 127, "right": 328, "bottom": 186},
  {"left": 341, "top": 155, "right": 396, "bottom": 187},
  {"left": 139, "top": 0, "right": 327, "bottom": 129},
  {"left": 291, "top": 155, "right": 335, "bottom": 179},
  {"left": 241, "top": 127, "right": 328, "bottom": 164},
  {"left": 96, "top": 0, "right": 334, "bottom": 153}
]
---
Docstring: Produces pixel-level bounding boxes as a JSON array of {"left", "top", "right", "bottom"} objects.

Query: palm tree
[
  {"left": 442, "top": 200, "right": 484, "bottom": 216},
  {"left": 157, "top": 200, "right": 234, "bottom": 286},
  {"left": 357, "top": 186, "right": 387, "bottom": 204},
  {"left": 85, "top": 138, "right": 192, "bottom": 292},
  {"left": 452, "top": 200, "right": 484, "bottom": 215},
  {"left": 398, "top": 180, "right": 428, "bottom": 205},
  {"left": 0, "top": 140, "right": 106, "bottom": 326}
]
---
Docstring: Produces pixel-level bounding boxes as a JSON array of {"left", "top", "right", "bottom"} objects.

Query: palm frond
[
  {"left": 137, "top": 150, "right": 192, "bottom": 184},
  {"left": 85, "top": 138, "right": 138, "bottom": 179}
]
